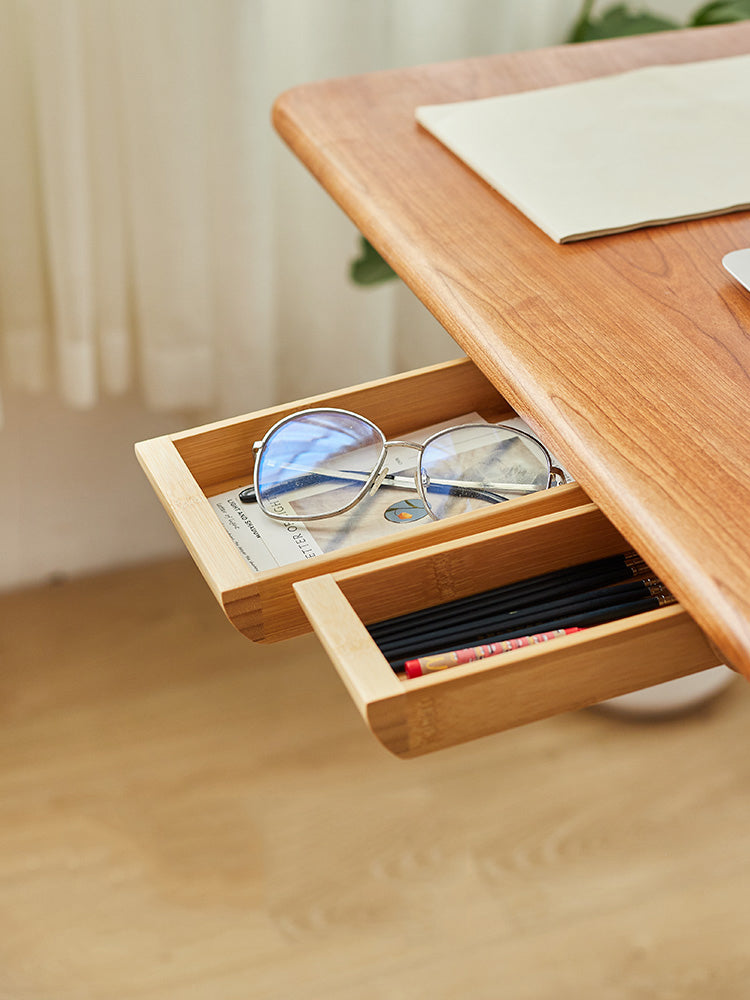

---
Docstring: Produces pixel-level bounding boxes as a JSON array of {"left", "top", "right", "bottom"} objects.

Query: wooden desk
[{"left": 272, "top": 24, "right": 750, "bottom": 679}]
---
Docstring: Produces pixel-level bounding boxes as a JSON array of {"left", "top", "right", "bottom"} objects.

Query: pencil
[
  {"left": 376, "top": 578, "right": 670, "bottom": 662},
  {"left": 388, "top": 593, "right": 675, "bottom": 673},
  {"left": 367, "top": 551, "right": 649, "bottom": 641},
  {"left": 374, "top": 575, "right": 661, "bottom": 654},
  {"left": 371, "top": 564, "right": 650, "bottom": 646},
  {"left": 404, "top": 627, "right": 585, "bottom": 677}
]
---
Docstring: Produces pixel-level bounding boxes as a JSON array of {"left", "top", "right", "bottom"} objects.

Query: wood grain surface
[
  {"left": 0, "top": 558, "right": 748, "bottom": 999},
  {"left": 272, "top": 24, "right": 750, "bottom": 678}
]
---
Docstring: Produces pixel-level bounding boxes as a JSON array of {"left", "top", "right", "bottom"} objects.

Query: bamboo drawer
[
  {"left": 135, "top": 356, "right": 588, "bottom": 643},
  {"left": 293, "top": 504, "right": 722, "bottom": 758}
]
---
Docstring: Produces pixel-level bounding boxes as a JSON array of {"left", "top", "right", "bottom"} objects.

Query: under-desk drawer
[
  {"left": 293, "top": 504, "right": 722, "bottom": 758},
  {"left": 135, "top": 356, "right": 587, "bottom": 643}
]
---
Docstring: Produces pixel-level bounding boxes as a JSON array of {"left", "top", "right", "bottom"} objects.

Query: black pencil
[
  {"left": 372, "top": 565, "right": 656, "bottom": 648},
  {"left": 376, "top": 578, "right": 669, "bottom": 662},
  {"left": 367, "top": 551, "right": 649, "bottom": 640},
  {"left": 389, "top": 594, "right": 675, "bottom": 673},
  {"left": 370, "top": 567, "right": 652, "bottom": 640}
]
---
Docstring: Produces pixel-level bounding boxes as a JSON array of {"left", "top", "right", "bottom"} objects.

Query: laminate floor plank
[{"left": 0, "top": 558, "right": 748, "bottom": 999}]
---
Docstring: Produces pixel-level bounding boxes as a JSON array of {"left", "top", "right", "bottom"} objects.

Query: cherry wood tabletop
[{"left": 272, "top": 23, "right": 750, "bottom": 679}]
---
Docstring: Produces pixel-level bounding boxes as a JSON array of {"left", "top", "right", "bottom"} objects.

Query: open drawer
[
  {"left": 293, "top": 504, "right": 723, "bottom": 758},
  {"left": 135, "top": 356, "right": 588, "bottom": 643}
]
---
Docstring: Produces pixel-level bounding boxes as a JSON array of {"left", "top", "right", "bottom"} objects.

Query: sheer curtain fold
[
  {"left": 114, "top": 0, "right": 216, "bottom": 411},
  {"left": 0, "top": 0, "right": 587, "bottom": 423},
  {"left": 82, "top": 0, "right": 131, "bottom": 397},
  {"left": 0, "top": 0, "right": 51, "bottom": 402},
  {"left": 27, "top": 0, "right": 97, "bottom": 408}
]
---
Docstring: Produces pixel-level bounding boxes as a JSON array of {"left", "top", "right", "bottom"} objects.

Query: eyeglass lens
[
  {"left": 420, "top": 424, "right": 550, "bottom": 519},
  {"left": 255, "top": 410, "right": 384, "bottom": 517}
]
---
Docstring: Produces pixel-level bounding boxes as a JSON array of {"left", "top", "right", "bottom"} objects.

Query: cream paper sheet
[{"left": 416, "top": 54, "right": 750, "bottom": 243}]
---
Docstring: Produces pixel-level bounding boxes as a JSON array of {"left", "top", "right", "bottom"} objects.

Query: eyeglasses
[{"left": 239, "top": 407, "right": 565, "bottom": 522}]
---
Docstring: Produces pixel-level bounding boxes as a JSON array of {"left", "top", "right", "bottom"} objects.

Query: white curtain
[{"left": 0, "top": 0, "right": 587, "bottom": 424}]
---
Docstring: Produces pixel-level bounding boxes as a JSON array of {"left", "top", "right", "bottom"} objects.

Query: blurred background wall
[{"left": 0, "top": 0, "right": 697, "bottom": 591}]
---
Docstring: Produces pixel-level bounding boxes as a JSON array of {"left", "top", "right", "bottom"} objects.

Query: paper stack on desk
[{"left": 416, "top": 53, "right": 750, "bottom": 243}]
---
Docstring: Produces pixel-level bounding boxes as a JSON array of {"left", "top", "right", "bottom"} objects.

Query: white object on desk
[
  {"left": 723, "top": 248, "right": 750, "bottom": 293},
  {"left": 416, "top": 54, "right": 750, "bottom": 244}
]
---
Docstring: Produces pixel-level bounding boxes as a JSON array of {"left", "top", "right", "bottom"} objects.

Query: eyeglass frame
[{"left": 239, "top": 407, "right": 565, "bottom": 522}]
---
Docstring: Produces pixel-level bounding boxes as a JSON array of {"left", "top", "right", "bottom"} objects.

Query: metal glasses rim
[{"left": 251, "top": 406, "right": 558, "bottom": 522}]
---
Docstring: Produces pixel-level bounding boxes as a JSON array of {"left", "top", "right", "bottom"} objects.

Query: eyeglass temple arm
[
  {"left": 239, "top": 481, "right": 507, "bottom": 506},
  {"left": 239, "top": 465, "right": 543, "bottom": 505}
]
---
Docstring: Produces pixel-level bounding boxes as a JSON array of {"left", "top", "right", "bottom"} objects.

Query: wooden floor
[{"left": 1, "top": 557, "right": 749, "bottom": 999}]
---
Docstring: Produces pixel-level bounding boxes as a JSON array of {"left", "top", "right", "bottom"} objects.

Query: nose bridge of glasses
[
  {"left": 383, "top": 439, "right": 423, "bottom": 453},
  {"left": 367, "top": 440, "right": 425, "bottom": 497}
]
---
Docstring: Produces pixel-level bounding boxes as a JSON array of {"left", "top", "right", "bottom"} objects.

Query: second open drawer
[{"left": 293, "top": 503, "right": 722, "bottom": 758}]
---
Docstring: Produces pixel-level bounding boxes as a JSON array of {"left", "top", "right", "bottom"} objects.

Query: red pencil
[{"left": 403, "top": 627, "right": 584, "bottom": 678}]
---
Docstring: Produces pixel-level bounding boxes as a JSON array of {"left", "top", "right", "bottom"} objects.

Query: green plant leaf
[
  {"left": 349, "top": 236, "right": 398, "bottom": 286},
  {"left": 689, "top": 0, "right": 750, "bottom": 25},
  {"left": 568, "top": 2, "right": 680, "bottom": 42}
]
